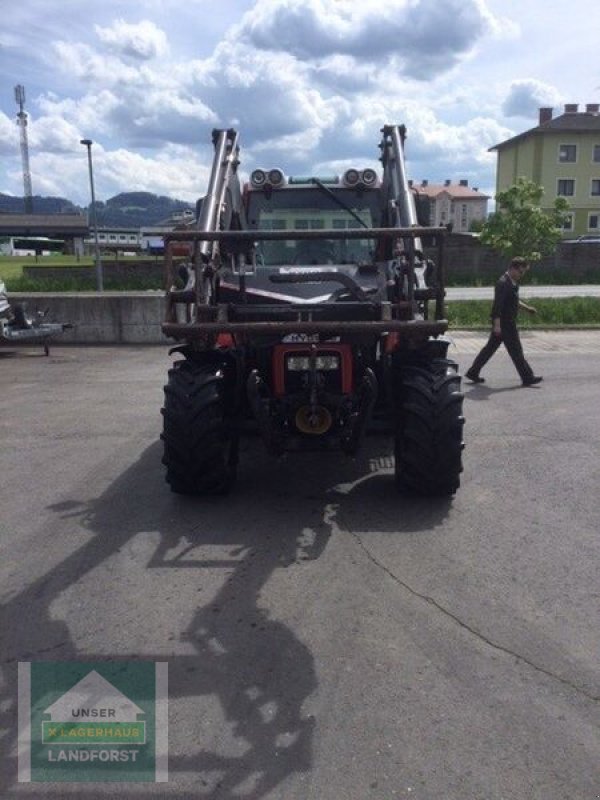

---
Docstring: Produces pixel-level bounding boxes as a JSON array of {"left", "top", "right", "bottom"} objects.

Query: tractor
[{"left": 160, "top": 125, "right": 464, "bottom": 496}]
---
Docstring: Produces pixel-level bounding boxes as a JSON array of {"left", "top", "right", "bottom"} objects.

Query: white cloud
[
  {"left": 27, "top": 152, "right": 85, "bottom": 198},
  {"left": 311, "top": 55, "right": 377, "bottom": 92},
  {"left": 0, "top": 112, "right": 20, "bottom": 156},
  {"left": 1, "top": 0, "right": 596, "bottom": 206},
  {"left": 39, "top": 54, "right": 216, "bottom": 149},
  {"left": 502, "top": 79, "right": 562, "bottom": 119},
  {"left": 27, "top": 143, "right": 212, "bottom": 204},
  {"left": 52, "top": 41, "right": 141, "bottom": 85},
  {"left": 29, "top": 116, "right": 83, "bottom": 154},
  {"left": 94, "top": 145, "right": 212, "bottom": 203},
  {"left": 37, "top": 90, "right": 122, "bottom": 137},
  {"left": 189, "top": 42, "right": 338, "bottom": 143},
  {"left": 94, "top": 19, "right": 169, "bottom": 60},
  {"left": 234, "top": 0, "right": 504, "bottom": 79}
]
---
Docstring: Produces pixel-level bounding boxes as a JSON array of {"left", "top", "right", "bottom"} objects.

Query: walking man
[{"left": 465, "top": 257, "right": 543, "bottom": 386}]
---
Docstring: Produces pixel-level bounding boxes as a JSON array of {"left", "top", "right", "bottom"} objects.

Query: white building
[
  {"left": 83, "top": 227, "right": 142, "bottom": 253},
  {"left": 411, "top": 180, "right": 489, "bottom": 232}
]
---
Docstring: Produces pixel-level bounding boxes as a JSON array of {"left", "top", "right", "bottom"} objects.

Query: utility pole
[
  {"left": 14, "top": 85, "right": 33, "bottom": 214},
  {"left": 80, "top": 139, "right": 104, "bottom": 291}
]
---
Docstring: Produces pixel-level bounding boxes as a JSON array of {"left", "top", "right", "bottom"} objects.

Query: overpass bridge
[{"left": 0, "top": 213, "right": 89, "bottom": 255}]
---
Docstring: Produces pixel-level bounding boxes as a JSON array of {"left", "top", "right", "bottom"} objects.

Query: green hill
[{"left": 0, "top": 191, "right": 194, "bottom": 227}]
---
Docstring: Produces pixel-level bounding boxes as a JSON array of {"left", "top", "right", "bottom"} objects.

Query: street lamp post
[{"left": 80, "top": 138, "right": 103, "bottom": 291}]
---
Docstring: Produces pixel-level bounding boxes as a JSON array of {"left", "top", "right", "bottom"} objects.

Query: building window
[
  {"left": 557, "top": 179, "right": 575, "bottom": 196},
  {"left": 591, "top": 179, "right": 600, "bottom": 196},
  {"left": 294, "top": 219, "right": 324, "bottom": 230},
  {"left": 589, "top": 214, "right": 599, "bottom": 231},
  {"left": 593, "top": 145, "right": 600, "bottom": 163},
  {"left": 562, "top": 213, "right": 574, "bottom": 231},
  {"left": 558, "top": 144, "right": 577, "bottom": 163},
  {"left": 261, "top": 218, "right": 287, "bottom": 230}
]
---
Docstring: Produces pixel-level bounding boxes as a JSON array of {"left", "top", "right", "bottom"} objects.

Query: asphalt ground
[{"left": 1, "top": 334, "right": 599, "bottom": 799}]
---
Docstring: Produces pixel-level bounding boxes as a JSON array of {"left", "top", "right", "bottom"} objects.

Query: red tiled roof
[{"left": 412, "top": 184, "right": 489, "bottom": 199}]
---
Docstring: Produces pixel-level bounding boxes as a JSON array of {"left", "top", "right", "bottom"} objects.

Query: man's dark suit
[{"left": 468, "top": 272, "right": 535, "bottom": 382}]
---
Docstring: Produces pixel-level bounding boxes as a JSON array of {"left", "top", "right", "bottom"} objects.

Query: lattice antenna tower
[{"left": 14, "top": 84, "right": 33, "bottom": 214}]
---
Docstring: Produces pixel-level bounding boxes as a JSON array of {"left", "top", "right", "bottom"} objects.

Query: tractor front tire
[
  {"left": 394, "top": 359, "right": 464, "bottom": 496},
  {"left": 161, "top": 360, "right": 238, "bottom": 495}
]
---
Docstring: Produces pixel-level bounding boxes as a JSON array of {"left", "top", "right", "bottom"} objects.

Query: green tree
[
  {"left": 480, "top": 177, "right": 570, "bottom": 261},
  {"left": 468, "top": 217, "right": 486, "bottom": 233}
]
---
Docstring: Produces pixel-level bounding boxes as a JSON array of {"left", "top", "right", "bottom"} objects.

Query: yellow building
[{"left": 490, "top": 103, "right": 600, "bottom": 237}]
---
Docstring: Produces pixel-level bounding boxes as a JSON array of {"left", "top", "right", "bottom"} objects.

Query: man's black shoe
[
  {"left": 465, "top": 371, "right": 485, "bottom": 384},
  {"left": 522, "top": 375, "right": 543, "bottom": 386}
]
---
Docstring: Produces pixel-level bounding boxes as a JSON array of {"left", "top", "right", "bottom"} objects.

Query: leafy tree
[
  {"left": 469, "top": 218, "right": 486, "bottom": 233},
  {"left": 480, "top": 177, "right": 570, "bottom": 261}
]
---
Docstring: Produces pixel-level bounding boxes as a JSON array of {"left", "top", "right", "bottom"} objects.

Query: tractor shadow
[{"left": 0, "top": 434, "right": 452, "bottom": 798}]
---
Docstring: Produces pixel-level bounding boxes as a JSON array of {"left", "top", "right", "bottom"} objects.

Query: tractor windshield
[{"left": 246, "top": 187, "right": 383, "bottom": 267}]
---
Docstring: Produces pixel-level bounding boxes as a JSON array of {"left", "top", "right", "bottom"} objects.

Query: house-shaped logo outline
[{"left": 43, "top": 670, "right": 145, "bottom": 723}]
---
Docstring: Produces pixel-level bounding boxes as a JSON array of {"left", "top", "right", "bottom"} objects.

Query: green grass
[
  {"left": 0, "top": 255, "right": 92, "bottom": 282},
  {"left": 0, "top": 255, "right": 163, "bottom": 291},
  {"left": 0, "top": 255, "right": 159, "bottom": 285},
  {"left": 7, "top": 275, "right": 162, "bottom": 292},
  {"left": 446, "top": 297, "right": 600, "bottom": 328}
]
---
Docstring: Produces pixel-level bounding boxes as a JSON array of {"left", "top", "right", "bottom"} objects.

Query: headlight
[
  {"left": 250, "top": 169, "right": 266, "bottom": 187},
  {"left": 287, "top": 355, "right": 340, "bottom": 371},
  {"left": 268, "top": 168, "right": 285, "bottom": 186},
  {"left": 343, "top": 169, "right": 360, "bottom": 187},
  {"left": 315, "top": 355, "right": 340, "bottom": 370},
  {"left": 361, "top": 168, "right": 378, "bottom": 186}
]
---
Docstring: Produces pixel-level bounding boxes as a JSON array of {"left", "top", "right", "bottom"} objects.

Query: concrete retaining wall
[{"left": 8, "top": 292, "right": 170, "bottom": 344}]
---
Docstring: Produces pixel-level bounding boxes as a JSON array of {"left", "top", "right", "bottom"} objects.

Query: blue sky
[{"left": 1, "top": 0, "right": 599, "bottom": 206}]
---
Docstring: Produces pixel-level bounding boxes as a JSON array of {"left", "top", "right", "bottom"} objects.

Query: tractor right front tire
[{"left": 161, "top": 359, "right": 238, "bottom": 495}]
